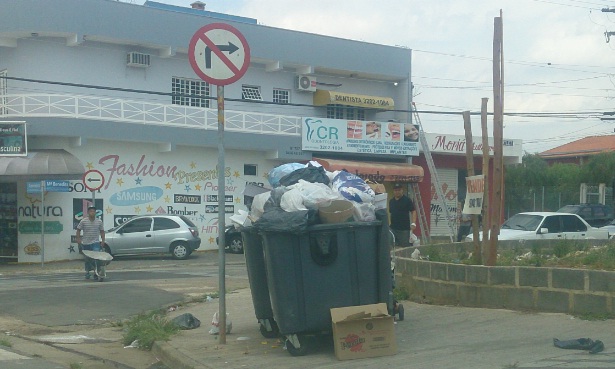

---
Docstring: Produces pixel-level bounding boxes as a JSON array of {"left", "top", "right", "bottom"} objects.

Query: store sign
[
  {"left": 301, "top": 117, "right": 419, "bottom": 156},
  {"left": 174, "top": 194, "right": 201, "bottom": 204},
  {"left": 463, "top": 175, "right": 484, "bottom": 215},
  {"left": 205, "top": 205, "right": 235, "bottom": 213},
  {"left": 0, "top": 121, "right": 27, "bottom": 156},
  {"left": 109, "top": 186, "right": 163, "bottom": 206},
  {"left": 19, "top": 221, "right": 64, "bottom": 234}
]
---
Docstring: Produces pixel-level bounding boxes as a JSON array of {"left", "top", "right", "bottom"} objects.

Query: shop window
[
  {"left": 273, "top": 88, "right": 290, "bottom": 104},
  {"left": 172, "top": 77, "right": 210, "bottom": 108},
  {"left": 244, "top": 164, "right": 257, "bottom": 176},
  {"left": 326, "top": 104, "right": 365, "bottom": 120},
  {"left": 242, "top": 85, "right": 262, "bottom": 101}
]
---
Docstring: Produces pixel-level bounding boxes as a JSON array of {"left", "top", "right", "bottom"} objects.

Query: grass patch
[
  {"left": 122, "top": 311, "right": 180, "bottom": 350},
  {"left": 393, "top": 286, "right": 409, "bottom": 301},
  {"left": 575, "top": 312, "right": 615, "bottom": 321},
  {"left": 0, "top": 338, "right": 12, "bottom": 348},
  {"left": 69, "top": 363, "right": 83, "bottom": 369}
]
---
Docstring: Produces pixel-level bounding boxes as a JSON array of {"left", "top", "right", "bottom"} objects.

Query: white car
[
  {"left": 599, "top": 219, "right": 615, "bottom": 239},
  {"left": 466, "top": 212, "right": 610, "bottom": 241}
]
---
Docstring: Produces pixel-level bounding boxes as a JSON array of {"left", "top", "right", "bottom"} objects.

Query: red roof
[{"left": 539, "top": 135, "right": 615, "bottom": 159}]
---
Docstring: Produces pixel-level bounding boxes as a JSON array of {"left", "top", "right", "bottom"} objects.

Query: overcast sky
[{"left": 155, "top": 0, "right": 615, "bottom": 153}]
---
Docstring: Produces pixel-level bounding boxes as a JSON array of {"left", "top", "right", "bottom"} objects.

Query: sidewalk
[
  {"left": 0, "top": 346, "right": 65, "bottom": 369},
  {"left": 160, "top": 289, "right": 615, "bottom": 369}
]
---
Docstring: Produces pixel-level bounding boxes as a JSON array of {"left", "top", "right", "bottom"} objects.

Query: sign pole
[
  {"left": 217, "top": 84, "right": 227, "bottom": 344},
  {"left": 40, "top": 180, "right": 45, "bottom": 267}
]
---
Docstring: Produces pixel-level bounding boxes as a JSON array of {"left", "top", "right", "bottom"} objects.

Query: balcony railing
[{"left": 0, "top": 94, "right": 302, "bottom": 136}]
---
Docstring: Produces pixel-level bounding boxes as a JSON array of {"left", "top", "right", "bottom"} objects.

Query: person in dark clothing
[{"left": 389, "top": 183, "right": 417, "bottom": 247}]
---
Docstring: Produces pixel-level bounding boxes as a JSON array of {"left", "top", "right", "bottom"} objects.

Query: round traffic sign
[
  {"left": 83, "top": 169, "right": 105, "bottom": 191},
  {"left": 188, "top": 23, "right": 250, "bottom": 86}
]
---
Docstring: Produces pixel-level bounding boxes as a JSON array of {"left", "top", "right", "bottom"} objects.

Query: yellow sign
[{"left": 313, "top": 90, "right": 394, "bottom": 110}]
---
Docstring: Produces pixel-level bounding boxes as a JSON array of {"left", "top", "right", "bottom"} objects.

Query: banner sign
[
  {"left": 301, "top": 117, "right": 419, "bottom": 156},
  {"left": 463, "top": 175, "right": 484, "bottom": 215},
  {"left": 0, "top": 121, "right": 27, "bottom": 156}
]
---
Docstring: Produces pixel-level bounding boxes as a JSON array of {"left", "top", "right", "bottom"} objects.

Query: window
[
  {"left": 244, "top": 164, "right": 257, "bottom": 176},
  {"left": 172, "top": 77, "right": 210, "bottom": 108},
  {"left": 153, "top": 217, "right": 180, "bottom": 231},
  {"left": 0, "top": 70, "right": 6, "bottom": 115},
  {"left": 273, "top": 88, "right": 290, "bottom": 104},
  {"left": 326, "top": 104, "right": 365, "bottom": 120},
  {"left": 562, "top": 215, "right": 587, "bottom": 232},
  {"left": 120, "top": 218, "right": 152, "bottom": 233},
  {"left": 242, "top": 85, "right": 262, "bottom": 100},
  {"left": 541, "top": 216, "right": 561, "bottom": 233},
  {"left": 579, "top": 206, "right": 592, "bottom": 219}
]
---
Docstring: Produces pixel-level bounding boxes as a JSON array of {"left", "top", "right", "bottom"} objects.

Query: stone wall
[{"left": 396, "top": 241, "right": 615, "bottom": 315}]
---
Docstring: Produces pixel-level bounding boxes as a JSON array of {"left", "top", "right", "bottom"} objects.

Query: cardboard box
[{"left": 330, "top": 303, "right": 397, "bottom": 360}]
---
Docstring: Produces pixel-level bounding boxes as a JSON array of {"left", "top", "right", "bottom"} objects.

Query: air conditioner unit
[
  {"left": 295, "top": 75, "right": 316, "bottom": 92},
  {"left": 127, "top": 52, "right": 151, "bottom": 68}
]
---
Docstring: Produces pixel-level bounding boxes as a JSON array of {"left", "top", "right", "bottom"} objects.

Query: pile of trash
[{"left": 231, "top": 161, "right": 387, "bottom": 232}]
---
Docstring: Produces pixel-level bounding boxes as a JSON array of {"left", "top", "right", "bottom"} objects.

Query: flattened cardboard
[{"left": 330, "top": 303, "right": 397, "bottom": 360}]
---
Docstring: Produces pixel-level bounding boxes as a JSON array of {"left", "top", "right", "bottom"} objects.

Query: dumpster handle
[{"left": 309, "top": 233, "right": 338, "bottom": 266}]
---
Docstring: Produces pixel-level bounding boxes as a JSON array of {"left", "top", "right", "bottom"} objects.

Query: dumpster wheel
[
  {"left": 259, "top": 319, "right": 279, "bottom": 339},
  {"left": 397, "top": 303, "right": 405, "bottom": 321},
  {"left": 285, "top": 334, "right": 309, "bottom": 356}
]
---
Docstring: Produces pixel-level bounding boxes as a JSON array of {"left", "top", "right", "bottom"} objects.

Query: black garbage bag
[
  {"left": 171, "top": 313, "right": 201, "bottom": 330},
  {"left": 553, "top": 338, "right": 604, "bottom": 354},
  {"left": 254, "top": 207, "right": 310, "bottom": 233},
  {"left": 279, "top": 164, "right": 329, "bottom": 187}
]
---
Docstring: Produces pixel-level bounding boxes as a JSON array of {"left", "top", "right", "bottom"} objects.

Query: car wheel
[
  {"left": 228, "top": 234, "right": 244, "bottom": 254},
  {"left": 171, "top": 242, "right": 189, "bottom": 260}
]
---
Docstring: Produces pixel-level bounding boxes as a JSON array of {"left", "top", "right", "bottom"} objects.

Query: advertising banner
[
  {"left": 301, "top": 117, "right": 419, "bottom": 156},
  {"left": 0, "top": 121, "right": 27, "bottom": 156},
  {"left": 463, "top": 175, "right": 484, "bottom": 215}
]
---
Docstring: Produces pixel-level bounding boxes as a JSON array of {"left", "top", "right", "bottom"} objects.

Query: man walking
[
  {"left": 76, "top": 206, "right": 105, "bottom": 280},
  {"left": 389, "top": 183, "right": 417, "bottom": 247}
]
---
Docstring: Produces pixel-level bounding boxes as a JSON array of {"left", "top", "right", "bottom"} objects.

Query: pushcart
[{"left": 82, "top": 249, "right": 113, "bottom": 282}]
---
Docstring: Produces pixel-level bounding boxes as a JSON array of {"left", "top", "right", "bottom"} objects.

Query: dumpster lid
[
  {"left": 314, "top": 158, "right": 423, "bottom": 183},
  {"left": 330, "top": 303, "right": 390, "bottom": 323}
]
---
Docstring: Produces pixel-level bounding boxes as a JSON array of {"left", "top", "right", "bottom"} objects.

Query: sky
[{"left": 148, "top": 0, "right": 615, "bottom": 153}]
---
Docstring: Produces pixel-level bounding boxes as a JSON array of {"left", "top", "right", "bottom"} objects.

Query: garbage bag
[
  {"left": 280, "top": 188, "right": 307, "bottom": 212},
  {"left": 279, "top": 164, "right": 330, "bottom": 187},
  {"left": 352, "top": 201, "right": 376, "bottom": 222},
  {"left": 209, "top": 312, "right": 232, "bottom": 335},
  {"left": 288, "top": 180, "right": 340, "bottom": 210},
  {"left": 171, "top": 313, "right": 201, "bottom": 330},
  {"left": 332, "top": 171, "right": 375, "bottom": 203},
  {"left": 264, "top": 187, "right": 288, "bottom": 210},
  {"left": 268, "top": 163, "right": 305, "bottom": 188},
  {"left": 553, "top": 338, "right": 604, "bottom": 354},
  {"left": 254, "top": 207, "right": 311, "bottom": 232},
  {"left": 249, "top": 192, "right": 271, "bottom": 221}
]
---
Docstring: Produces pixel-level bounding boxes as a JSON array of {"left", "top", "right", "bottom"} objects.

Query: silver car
[{"left": 104, "top": 215, "right": 201, "bottom": 259}]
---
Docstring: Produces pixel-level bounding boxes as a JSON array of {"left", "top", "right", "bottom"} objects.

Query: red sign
[
  {"left": 82, "top": 169, "right": 105, "bottom": 192},
  {"left": 188, "top": 23, "right": 250, "bottom": 86}
]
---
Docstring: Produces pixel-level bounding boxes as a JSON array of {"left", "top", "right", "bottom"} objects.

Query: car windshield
[{"left": 501, "top": 214, "right": 543, "bottom": 231}]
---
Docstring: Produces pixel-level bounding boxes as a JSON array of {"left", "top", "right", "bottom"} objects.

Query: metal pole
[
  {"left": 216, "top": 85, "right": 227, "bottom": 344},
  {"left": 41, "top": 180, "right": 45, "bottom": 267},
  {"left": 542, "top": 186, "right": 545, "bottom": 211}
]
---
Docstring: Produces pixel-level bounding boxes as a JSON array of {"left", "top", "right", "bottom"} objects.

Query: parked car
[
  {"left": 216, "top": 225, "right": 244, "bottom": 254},
  {"left": 104, "top": 215, "right": 201, "bottom": 259},
  {"left": 599, "top": 219, "right": 615, "bottom": 239},
  {"left": 556, "top": 204, "right": 614, "bottom": 228},
  {"left": 466, "top": 212, "right": 609, "bottom": 241}
]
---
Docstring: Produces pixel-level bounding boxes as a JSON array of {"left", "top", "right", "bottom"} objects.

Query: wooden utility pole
[
  {"left": 462, "top": 111, "right": 481, "bottom": 263},
  {"left": 488, "top": 12, "right": 504, "bottom": 266},
  {"left": 480, "top": 97, "right": 490, "bottom": 263}
]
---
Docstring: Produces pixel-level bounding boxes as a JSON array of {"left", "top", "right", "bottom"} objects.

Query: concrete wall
[{"left": 396, "top": 242, "right": 615, "bottom": 315}]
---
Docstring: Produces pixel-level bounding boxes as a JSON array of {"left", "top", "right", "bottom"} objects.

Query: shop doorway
[{"left": 0, "top": 182, "right": 17, "bottom": 259}]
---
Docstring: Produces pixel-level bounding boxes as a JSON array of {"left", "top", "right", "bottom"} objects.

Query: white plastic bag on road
[{"left": 209, "top": 312, "right": 232, "bottom": 335}]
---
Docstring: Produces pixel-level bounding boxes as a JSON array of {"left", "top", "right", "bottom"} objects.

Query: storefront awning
[
  {"left": 315, "top": 158, "right": 423, "bottom": 183},
  {"left": 313, "top": 90, "right": 394, "bottom": 110},
  {"left": 0, "top": 149, "right": 85, "bottom": 182}
]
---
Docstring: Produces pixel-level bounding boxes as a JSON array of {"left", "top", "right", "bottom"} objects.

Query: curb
[{"left": 152, "top": 341, "right": 209, "bottom": 369}]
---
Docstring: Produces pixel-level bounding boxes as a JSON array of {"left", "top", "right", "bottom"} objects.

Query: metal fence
[{"left": 505, "top": 186, "right": 614, "bottom": 218}]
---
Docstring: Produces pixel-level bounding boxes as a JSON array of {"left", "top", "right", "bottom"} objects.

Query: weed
[
  {"left": 502, "top": 361, "right": 519, "bottom": 369},
  {"left": 575, "top": 312, "right": 615, "bottom": 321},
  {"left": 69, "top": 363, "right": 83, "bottom": 369},
  {"left": 393, "top": 286, "right": 410, "bottom": 301},
  {"left": 122, "top": 311, "right": 180, "bottom": 350},
  {"left": 0, "top": 338, "right": 12, "bottom": 348},
  {"left": 553, "top": 241, "right": 571, "bottom": 258},
  {"left": 426, "top": 246, "right": 448, "bottom": 262}
]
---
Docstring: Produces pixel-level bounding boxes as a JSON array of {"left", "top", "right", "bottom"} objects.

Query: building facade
[{"left": 0, "top": 0, "right": 521, "bottom": 262}]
